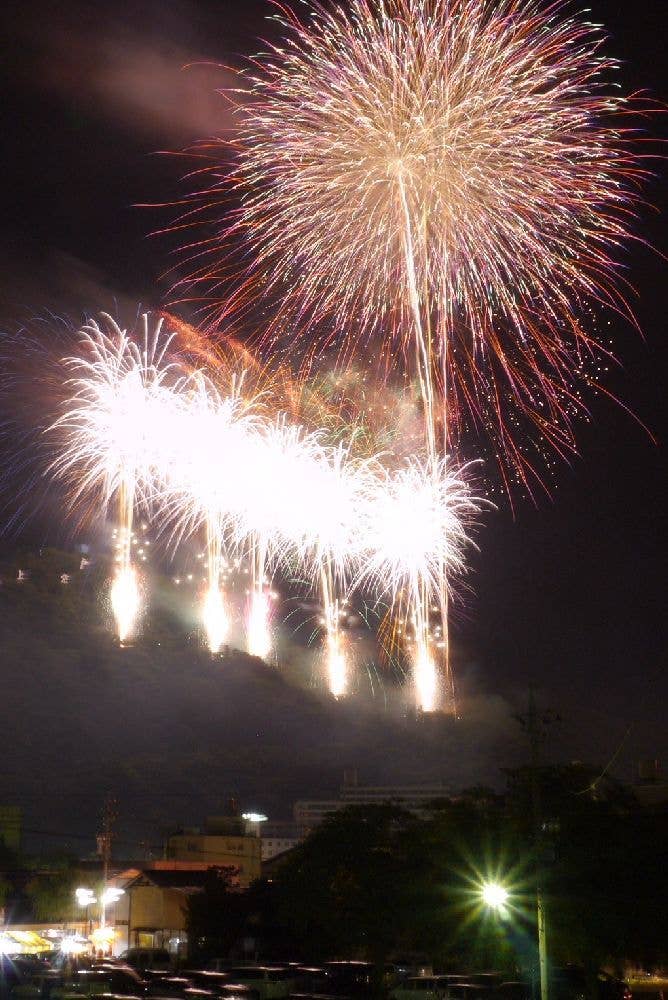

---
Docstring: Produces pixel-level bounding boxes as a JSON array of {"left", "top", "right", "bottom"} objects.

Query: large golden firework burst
[{"left": 181, "top": 0, "right": 649, "bottom": 482}]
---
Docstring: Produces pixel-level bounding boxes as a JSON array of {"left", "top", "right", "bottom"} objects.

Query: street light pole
[
  {"left": 75, "top": 887, "right": 124, "bottom": 953},
  {"left": 537, "top": 887, "right": 548, "bottom": 1000},
  {"left": 100, "top": 888, "right": 124, "bottom": 936},
  {"left": 521, "top": 689, "right": 554, "bottom": 1000}
]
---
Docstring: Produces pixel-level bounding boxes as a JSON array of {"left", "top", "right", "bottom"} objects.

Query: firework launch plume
[
  {"left": 50, "top": 313, "right": 189, "bottom": 641},
  {"left": 46, "top": 312, "right": 482, "bottom": 706},
  {"left": 156, "top": 368, "right": 265, "bottom": 652},
  {"left": 356, "top": 455, "right": 482, "bottom": 711}
]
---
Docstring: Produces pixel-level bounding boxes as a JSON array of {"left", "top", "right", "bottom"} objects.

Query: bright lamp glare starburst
[{"left": 481, "top": 882, "right": 509, "bottom": 910}]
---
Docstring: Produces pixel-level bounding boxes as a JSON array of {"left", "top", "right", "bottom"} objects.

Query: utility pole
[
  {"left": 517, "top": 690, "right": 558, "bottom": 1000},
  {"left": 97, "top": 796, "right": 117, "bottom": 930}
]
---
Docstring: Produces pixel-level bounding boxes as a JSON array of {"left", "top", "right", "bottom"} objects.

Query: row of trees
[{"left": 0, "top": 837, "right": 88, "bottom": 923}]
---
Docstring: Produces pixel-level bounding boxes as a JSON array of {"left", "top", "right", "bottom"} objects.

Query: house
[{"left": 112, "top": 865, "right": 225, "bottom": 958}]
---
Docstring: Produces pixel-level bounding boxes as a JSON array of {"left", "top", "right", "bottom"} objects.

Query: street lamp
[
  {"left": 75, "top": 887, "right": 95, "bottom": 908},
  {"left": 75, "top": 885, "right": 124, "bottom": 946},
  {"left": 242, "top": 812, "right": 268, "bottom": 840},
  {"left": 75, "top": 887, "right": 96, "bottom": 938},
  {"left": 481, "top": 881, "right": 509, "bottom": 911}
]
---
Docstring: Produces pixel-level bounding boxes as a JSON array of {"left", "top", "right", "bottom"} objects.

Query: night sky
[{"left": 0, "top": 0, "right": 666, "bottom": 851}]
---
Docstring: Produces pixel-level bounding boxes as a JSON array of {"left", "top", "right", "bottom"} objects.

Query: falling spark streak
[
  {"left": 397, "top": 161, "right": 450, "bottom": 705},
  {"left": 246, "top": 532, "right": 272, "bottom": 659}
]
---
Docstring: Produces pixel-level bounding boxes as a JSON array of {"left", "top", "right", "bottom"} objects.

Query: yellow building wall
[
  {"left": 163, "top": 889, "right": 188, "bottom": 930},
  {"left": 129, "top": 885, "right": 164, "bottom": 930},
  {"left": 166, "top": 835, "right": 261, "bottom": 886},
  {"left": 129, "top": 886, "right": 187, "bottom": 933}
]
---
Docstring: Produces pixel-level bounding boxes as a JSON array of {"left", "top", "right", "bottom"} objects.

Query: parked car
[
  {"left": 391, "top": 976, "right": 447, "bottom": 1000},
  {"left": 181, "top": 974, "right": 232, "bottom": 995},
  {"left": 288, "top": 995, "right": 354, "bottom": 1000},
  {"left": 49, "top": 967, "right": 146, "bottom": 999},
  {"left": 458, "top": 977, "right": 502, "bottom": 991},
  {"left": 322, "top": 963, "right": 373, "bottom": 996},
  {"left": 119, "top": 952, "right": 171, "bottom": 974},
  {"left": 27, "top": 969, "right": 66, "bottom": 1000},
  {"left": 446, "top": 984, "right": 495, "bottom": 1000},
  {"left": 2, "top": 956, "right": 55, "bottom": 998},
  {"left": 551, "top": 968, "right": 631, "bottom": 1000},
  {"left": 495, "top": 983, "right": 531, "bottom": 1000},
  {"left": 175, "top": 976, "right": 256, "bottom": 1000},
  {"left": 146, "top": 977, "right": 196, "bottom": 998},
  {"left": 287, "top": 970, "right": 326, "bottom": 995},
  {"left": 629, "top": 990, "right": 664, "bottom": 1000},
  {"left": 220, "top": 969, "right": 294, "bottom": 1000},
  {"left": 215, "top": 988, "right": 259, "bottom": 1000}
]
